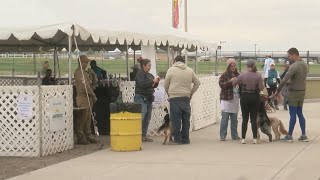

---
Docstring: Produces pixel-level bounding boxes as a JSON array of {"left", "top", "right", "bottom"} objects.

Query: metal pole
[
  {"left": 184, "top": 0, "right": 188, "bottom": 32},
  {"left": 68, "top": 36, "right": 72, "bottom": 85},
  {"left": 307, "top": 50, "right": 310, "bottom": 70},
  {"left": 133, "top": 50, "right": 136, "bottom": 65},
  {"left": 12, "top": 54, "right": 15, "bottom": 77},
  {"left": 53, "top": 47, "right": 57, "bottom": 78},
  {"left": 167, "top": 45, "right": 170, "bottom": 70},
  {"left": 239, "top": 52, "right": 242, "bottom": 72},
  {"left": 254, "top": 44, "right": 258, "bottom": 61},
  {"left": 126, "top": 44, "right": 130, "bottom": 81},
  {"left": 195, "top": 48, "right": 198, "bottom": 74},
  {"left": 57, "top": 51, "right": 61, "bottom": 78},
  {"left": 215, "top": 50, "right": 218, "bottom": 76}
]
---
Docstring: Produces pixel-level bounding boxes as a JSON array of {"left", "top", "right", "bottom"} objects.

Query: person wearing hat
[
  {"left": 218, "top": 58, "right": 240, "bottom": 141},
  {"left": 233, "top": 59, "right": 264, "bottom": 144},
  {"left": 130, "top": 64, "right": 140, "bottom": 81},
  {"left": 264, "top": 63, "right": 281, "bottom": 110},
  {"left": 74, "top": 55, "right": 98, "bottom": 144}
]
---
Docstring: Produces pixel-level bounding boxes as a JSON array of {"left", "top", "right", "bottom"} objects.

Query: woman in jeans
[
  {"left": 134, "top": 58, "right": 160, "bottom": 142},
  {"left": 219, "top": 59, "right": 240, "bottom": 141},
  {"left": 233, "top": 60, "right": 264, "bottom": 144}
]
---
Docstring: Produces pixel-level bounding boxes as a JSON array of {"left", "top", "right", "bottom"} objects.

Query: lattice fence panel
[
  {"left": 0, "top": 77, "right": 25, "bottom": 86},
  {"left": 191, "top": 76, "right": 219, "bottom": 130},
  {"left": 25, "top": 78, "right": 39, "bottom": 86},
  {"left": 120, "top": 76, "right": 221, "bottom": 136},
  {"left": 0, "top": 86, "right": 40, "bottom": 156},
  {"left": 41, "top": 85, "right": 74, "bottom": 156}
]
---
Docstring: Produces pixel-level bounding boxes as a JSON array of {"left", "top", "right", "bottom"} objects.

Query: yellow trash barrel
[{"left": 110, "top": 111, "right": 142, "bottom": 151}]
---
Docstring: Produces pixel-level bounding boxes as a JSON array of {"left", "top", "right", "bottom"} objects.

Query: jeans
[
  {"left": 220, "top": 112, "right": 239, "bottom": 139},
  {"left": 170, "top": 97, "right": 191, "bottom": 143},
  {"left": 283, "top": 95, "right": 288, "bottom": 109},
  {"left": 134, "top": 94, "right": 153, "bottom": 137},
  {"left": 240, "top": 93, "right": 259, "bottom": 139}
]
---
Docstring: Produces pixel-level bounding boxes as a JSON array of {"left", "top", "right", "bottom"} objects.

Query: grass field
[{"left": 0, "top": 57, "right": 319, "bottom": 76}]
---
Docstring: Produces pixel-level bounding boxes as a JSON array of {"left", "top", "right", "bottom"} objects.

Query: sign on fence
[
  {"left": 49, "top": 97, "right": 66, "bottom": 131},
  {"left": 17, "top": 94, "right": 33, "bottom": 120}
]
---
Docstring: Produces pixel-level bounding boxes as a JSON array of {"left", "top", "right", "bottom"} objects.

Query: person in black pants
[
  {"left": 233, "top": 60, "right": 264, "bottom": 144},
  {"left": 264, "top": 63, "right": 281, "bottom": 110}
]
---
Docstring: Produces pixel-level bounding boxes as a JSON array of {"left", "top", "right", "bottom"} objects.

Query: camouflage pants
[{"left": 75, "top": 96, "right": 94, "bottom": 140}]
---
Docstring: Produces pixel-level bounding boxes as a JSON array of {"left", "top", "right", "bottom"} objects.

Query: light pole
[{"left": 254, "top": 43, "right": 258, "bottom": 61}]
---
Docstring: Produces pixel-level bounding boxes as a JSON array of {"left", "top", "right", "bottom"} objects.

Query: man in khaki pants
[{"left": 74, "top": 55, "right": 97, "bottom": 144}]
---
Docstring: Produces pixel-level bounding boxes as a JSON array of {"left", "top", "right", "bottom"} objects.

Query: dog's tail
[{"left": 279, "top": 121, "right": 288, "bottom": 135}]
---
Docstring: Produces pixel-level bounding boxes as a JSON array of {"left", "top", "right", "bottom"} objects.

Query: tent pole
[
  {"left": 133, "top": 50, "right": 136, "bottom": 65},
  {"left": 68, "top": 36, "right": 72, "bottom": 85},
  {"left": 57, "top": 51, "right": 61, "bottom": 78},
  {"left": 126, "top": 44, "right": 130, "bottom": 81},
  {"left": 12, "top": 53, "right": 15, "bottom": 77},
  {"left": 53, "top": 47, "right": 57, "bottom": 78}
]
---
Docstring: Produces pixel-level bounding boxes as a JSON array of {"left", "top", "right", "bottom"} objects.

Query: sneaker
[
  {"left": 281, "top": 135, "right": 293, "bottom": 142},
  {"left": 298, "top": 135, "right": 309, "bottom": 142},
  {"left": 241, "top": 139, "right": 246, "bottom": 144},
  {"left": 232, "top": 136, "right": 241, "bottom": 140},
  {"left": 220, "top": 137, "right": 226, "bottom": 141},
  {"left": 253, "top": 139, "right": 257, "bottom": 144},
  {"left": 142, "top": 137, "right": 154, "bottom": 142}
]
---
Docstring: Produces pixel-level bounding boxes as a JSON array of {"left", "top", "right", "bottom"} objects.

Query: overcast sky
[{"left": 1, "top": 0, "right": 320, "bottom": 51}]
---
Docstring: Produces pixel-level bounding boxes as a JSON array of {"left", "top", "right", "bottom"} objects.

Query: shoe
[
  {"left": 220, "top": 137, "right": 226, "bottom": 141},
  {"left": 142, "top": 137, "right": 154, "bottom": 142},
  {"left": 241, "top": 139, "right": 246, "bottom": 144},
  {"left": 232, "top": 136, "right": 241, "bottom": 140},
  {"left": 275, "top": 106, "right": 279, "bottom": 110},
  {"left": 86, "top": 137, "right": 98, "bottom": 144},
  {"left": 253, "top": 139, "right": 257, "bottom": 144},
  {"left": 168, "top": 141, "right": 182, "bottom": 145},
  {"left": 298, "top": 135, "right": 309, "bottom": 142},
  {"left": 281, "top": 135, "right": 293, "bottom": 142}
]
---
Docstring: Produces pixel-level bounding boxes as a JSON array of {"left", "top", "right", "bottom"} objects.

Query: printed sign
[
  {"left": 49, "top": 97, "right": 66, "bottom": 131},
  {"left": 17, "top": 95, "right": 33, "bottom": 120},
  {"left": 153, "top": 86, "right": 166, "bottom": 105}
]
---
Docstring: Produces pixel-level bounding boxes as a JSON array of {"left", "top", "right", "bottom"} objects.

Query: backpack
[{"left": 267, "top": 70, "right": 278, "bottom": 86}]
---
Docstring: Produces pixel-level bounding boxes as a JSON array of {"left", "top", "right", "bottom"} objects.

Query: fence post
[{"left": 238, "top": 52, "right": 242, "bottom": 72}]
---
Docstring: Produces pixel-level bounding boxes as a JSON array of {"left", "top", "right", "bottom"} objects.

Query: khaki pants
[
  {"left": 287, "top": 91, "right": 305, "bottom": 107},
  {"left": 75, "top": 96, "right": 93, "bottom": 140}
]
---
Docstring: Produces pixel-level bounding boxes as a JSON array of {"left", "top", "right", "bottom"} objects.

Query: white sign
[
  {"left": 153, "top": 86, "right": 166, "bottom": 105},
  {"left": 17, "top": 95, "right": 33, "bottom": 120},
  {"left": 49, "top": 97, "right": 66, "bottom": 132}
]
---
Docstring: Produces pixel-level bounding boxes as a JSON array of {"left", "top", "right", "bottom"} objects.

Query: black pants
[
  {"left": 267, "top": 87, "right": 278, "bottom": 107},
  {"left": 240, "top": 93, "right": 259, "bottom": 139}
]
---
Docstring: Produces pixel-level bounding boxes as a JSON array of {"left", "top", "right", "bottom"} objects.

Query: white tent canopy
[{"left": 0, "top": 23, "right": 216, "bottom": 52}]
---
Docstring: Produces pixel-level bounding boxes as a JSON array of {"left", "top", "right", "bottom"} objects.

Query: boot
[{"left": 86, "top": 136, "right": 98, "bottom": 144}]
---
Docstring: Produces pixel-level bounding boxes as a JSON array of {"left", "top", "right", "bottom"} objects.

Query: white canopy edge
[{"left": 0, "top": 23, "right": 216, "bottom": 52}]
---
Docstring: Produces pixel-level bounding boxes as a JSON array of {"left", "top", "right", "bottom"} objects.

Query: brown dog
[
  {"left": 157, "top": 107, "right": 172, "bottom": 144},
  {"left": 269, "top": 117, "right": 288, "bottom": 140}
]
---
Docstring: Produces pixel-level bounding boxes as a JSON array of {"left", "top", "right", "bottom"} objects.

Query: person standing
[
  {"left": 233, "top": 60, "right": 264, "bottom": 144},
  {"left": 219, "top": 58, "right": 240, "bottom": 141},
  {"left": 42, "top": 69, "right": 56, "bottom": 85},
  {"left": 264, "top": 63, "right": 281, "bottom": 110},
  {"left": 272, "top": 48, "right": 309, "bottom": 142},
  {"left": 280, "top": 61, "right": 290, "bottom": 110},
  {"left": 41, "top": 61, "right": 49, "bottom": 77},
  {"left": 164, "top": 55, "right": 200, "bottom": 144},
  {"left": 74, "top": 55, "right": 97, "bottom": 144},
  {"left": 263, "top": 55, "right": 275, "bottom": 77},
  {"left": 134, "top": 58, "right": 160, "bottom": 142}
]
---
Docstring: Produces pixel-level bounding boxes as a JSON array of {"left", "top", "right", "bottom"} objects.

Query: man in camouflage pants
[{"left": 74, "top": 55, "right": 97, "bottom": 144}]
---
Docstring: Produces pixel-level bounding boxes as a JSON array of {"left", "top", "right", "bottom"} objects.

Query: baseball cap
[{"left": 246, "top": 59, "right": 256, "bottom": 66}]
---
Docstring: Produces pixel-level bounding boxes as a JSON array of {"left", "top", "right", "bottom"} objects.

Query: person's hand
[
  {"left": 230, "top": 77, "right": 236, "bottom": 82},
  {"left": 153, "top": 76, "right": 160, "bottom": 83},
  {"left": 92, "top": 95, "right": 97, "bottom": 103}
]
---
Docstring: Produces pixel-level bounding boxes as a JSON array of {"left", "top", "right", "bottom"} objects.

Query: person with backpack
[{"left": 264, "top": 63, "right": 280, "bottom": 110}]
